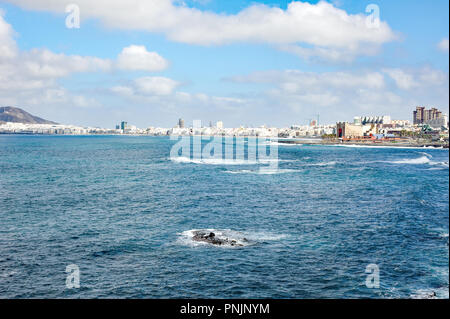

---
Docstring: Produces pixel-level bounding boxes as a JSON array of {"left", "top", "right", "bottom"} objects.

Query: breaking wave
[
  {"left": 428, "top": 161, "right": 449, "bottom": 170},
  {"left": 224, "top": 168, "right": 301, "bottom": 175},
  {"left": 390, "top": 156, "right": 431, "bottom": 165},
  {"left": 268, "top": 142, "right": 300, "bottom": 147},
  {"left": 388, "top": 153, "right": 448, "bottom": 168},
  {"left": 306, "top": 161, "right": 337, "bottom": 167},
  {"left": 171, "top": 157, "right": 295, "bottom": 165},
  {"left": 171, "top": 157, "right": 279, "bottom": 165},
  {"left": 410, "top": 287, "right": 449, "bottom": 299}
]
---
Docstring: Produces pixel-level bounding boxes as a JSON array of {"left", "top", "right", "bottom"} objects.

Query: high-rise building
[
  {"left": 216, "top": 121, "right": 223, "bottom": 129},
  {"left": 413, "top": 106, "right": 444, "bottom": 125},
  {"left": 120, "top": 121, "right": 128, "bottom": 130},
  {"left": 413, "top": 107, "right": 425, "bottom": 125},
  {"left": 178, "top": 118, "right": 185, "bottom": 128}
]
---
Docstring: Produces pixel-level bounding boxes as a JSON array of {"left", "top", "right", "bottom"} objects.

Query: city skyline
[{"left": 0, "top": 0, "right": 449, "bottom": 128}]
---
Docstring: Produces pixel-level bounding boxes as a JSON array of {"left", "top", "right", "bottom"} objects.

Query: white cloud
[
  {"left": 383, "top": 67, "right": 448, "bottom": 90},
  {"left": 224, "top": 67, "right": 448, "bottom": 124},
  {"left": 228, "top": 69, "right": 386, "bottom": 91},
  {"left": 21, "top": 49, "right": 112, "bottom": 78},
  {"left": 112, "top": 77, "right": 179, "bottom": 97},
  {"left": 116, "top": 45, "right": 168, "bottom": 71},
  {"left": 134, "top": 77, "right": 179, "bottom": 95},
  {"left": 110, "top": 85, "right": 134, "bottom": 97},
  {"left": 438, "top": 38, "right": 449, "bottom": 53},
  {"left": 0, "top": 13, "right": 169, "bottom": 113},
  {"left": 279, "top": 43, "right": 381, "bottom": 63},
  {"left": 5, "top": 0, "right": 396, "bottom": 61},
  {"left": 382, "top": 68, "right": 418, "bottom": 90},
  {"left": 0, "top": 9, "right": 17, "bottom": 59}
]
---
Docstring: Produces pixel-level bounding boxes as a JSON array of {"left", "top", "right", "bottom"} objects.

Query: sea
[{"left": 0, "top": 135, "right": 448, "bottom": 298}]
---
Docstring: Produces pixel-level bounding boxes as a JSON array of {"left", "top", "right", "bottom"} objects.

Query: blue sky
[{"left": 0, "top": 0, "right": 448, "bottom": 127}]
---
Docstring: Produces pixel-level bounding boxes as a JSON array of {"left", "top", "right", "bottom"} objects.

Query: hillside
[{"left": 0, "top": 106, "right": 57, "bottom": 125}]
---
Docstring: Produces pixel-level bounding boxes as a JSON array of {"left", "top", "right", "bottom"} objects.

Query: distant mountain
[{"left": 0, "top": 106, "right": 57, "bottom": 125}]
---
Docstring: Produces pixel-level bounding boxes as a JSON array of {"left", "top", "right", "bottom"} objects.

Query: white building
[{"left": 426, "top": 115, "right": 448, "bottom": 129}]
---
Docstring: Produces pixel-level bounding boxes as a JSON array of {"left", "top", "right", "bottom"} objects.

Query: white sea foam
[
  {"left": 225, "top": 168, "right": 301, "bottom": 175},
  {"left": 306, "top": 161, "right": 337, "bottom": 167},
  {"left": 243, "top": 231, "right": 289, "bottom": 241},
  {"left": 268, "top": 142, "right": 300, "bottom": 147},
  {"left": 387, "top": 152, "right": 449, "bottom": 167},
  {"left": 171, "top": 156, "right": 295, "bottom": 165},
  {"left": 410, "top": 287, "right": 449, "bottom": 299},
  {"left": 171, "top": 157, "right": 277, "bottom": 165},
  {"left": 429, "top": 161, "right": 449, "bottom": 169},
  {"left": 390, "top": 156, "right": 431, "bottom": 165}
]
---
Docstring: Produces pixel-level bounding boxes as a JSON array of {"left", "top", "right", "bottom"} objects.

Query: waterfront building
[
  {"left": 216, "top": 121, "right": 223, "bottom": 129},
  {"left": 336, "top": 122, "right": 363, "bottom": 138},
  {"left": 355, "top": 115, "right": 391, "bottom": 125},
  {"left": 427, "top": 115, "right": 449, "bottom": 129},
  {"left": 391, "top": 120, "right": 410, "bottom": 127},
  {"left": 413, "top": 106, "right": 444, "bottom": 125}
]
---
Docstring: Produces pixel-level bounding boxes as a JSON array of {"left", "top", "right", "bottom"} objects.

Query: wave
[
  {"left": 306, "top": 161, "right": 337, "bottom": 167},
  {"left": 171, "top": 156, "right": 295, "bottom": 165},
  {"left": 0, "top": 270, "right": 17, "bottom": 278},
  {"left": 429, "top": 161, "right": 449, "bottom": 169},
  {"left": 387, "top": 153, "right": 448, "bottom": 168},
  {"left": 389, "top": 156, "right": 431, "bottom": 165},
  {"left": 225, "top": 168, "right": 301, "bottom": 175},
  {"left": 268, "top": 142, "right": 300, "bottom": 147},
  {"left": 171, "top": 157, "right": 277, "bottom": 165},
  {"left": 410, "top": 287, "right": 449, "bottom": 299},
  {"left": 177, "top": 229, "right": 287, "bottom": 248}
]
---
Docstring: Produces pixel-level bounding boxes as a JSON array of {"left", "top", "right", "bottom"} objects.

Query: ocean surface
[{"left": 0, "top": 135, "right": 448, "bottom": 299}]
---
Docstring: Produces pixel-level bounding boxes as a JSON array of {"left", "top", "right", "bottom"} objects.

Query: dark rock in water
[{"left": 191, "top": 230, "right": 247, "bottom": 247}]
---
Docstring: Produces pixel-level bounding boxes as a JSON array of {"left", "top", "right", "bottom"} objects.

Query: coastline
[
  {"left": 276, "top": 139, "right": 449, "bottom": 149},
  {"left": 1, "top": 133, "right": 449, "bottom": 149}
]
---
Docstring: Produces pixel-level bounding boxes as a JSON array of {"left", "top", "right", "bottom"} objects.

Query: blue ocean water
[{"left": 0, "top": 135, "right": 448, "bottom": 299}]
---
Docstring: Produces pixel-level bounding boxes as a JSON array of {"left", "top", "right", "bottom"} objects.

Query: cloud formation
[
  {"left": 224, "top": 67, "right": 449, "bottom": 124},
  {"left": 0, "top": 11, "right": 168, "bottom": 111},
  {"left": 116, "top": 45, "right": 168, "bottom": 71},
  {"left": 112, "top": 77, "right": 180, "bottom": 97},
  {"left": 383, "top": 67, "right": 447, "bottom": 90},
  {"left": 5, "top": 0, "right": 396, "bottom": 61},
  {"left": 438, "top": 38, "right": 449, "bottom": 53}
]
